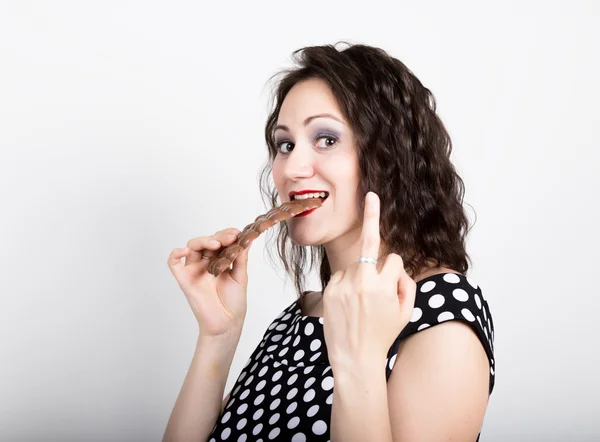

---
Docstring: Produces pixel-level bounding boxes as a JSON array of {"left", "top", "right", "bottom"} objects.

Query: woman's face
[{"left": 272, "top": 78, "right": 362, "bottom": 246}]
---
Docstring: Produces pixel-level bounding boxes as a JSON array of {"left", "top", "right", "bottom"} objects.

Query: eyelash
[{"left": 275, "top": 135, "right": 339, "bottom": 154}]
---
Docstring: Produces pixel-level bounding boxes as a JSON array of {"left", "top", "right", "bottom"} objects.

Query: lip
[{"left": 288, "top": 189, "right": 329, "bottom": 199}]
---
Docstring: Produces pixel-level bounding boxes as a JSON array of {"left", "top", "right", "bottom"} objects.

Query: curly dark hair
[{"left": 258, "top": 41, "right": 475, "bottom": 298}]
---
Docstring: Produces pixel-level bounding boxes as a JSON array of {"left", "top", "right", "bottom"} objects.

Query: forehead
[{"left": 278, "top": 78, "right": 342, "bottom": 122}]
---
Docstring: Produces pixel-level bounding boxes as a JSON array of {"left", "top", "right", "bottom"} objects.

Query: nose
[{"left": 281, "top": 142, "right": 315, "bottom": 180}]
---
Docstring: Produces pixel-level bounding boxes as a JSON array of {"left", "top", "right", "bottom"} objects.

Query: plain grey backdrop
[{"left": 1, "top": 1, "right": 598, "bottom": 441}]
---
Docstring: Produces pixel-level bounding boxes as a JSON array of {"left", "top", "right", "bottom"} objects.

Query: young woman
[{"left": 164, "top": 42, "right": 495, "bottom": 442}]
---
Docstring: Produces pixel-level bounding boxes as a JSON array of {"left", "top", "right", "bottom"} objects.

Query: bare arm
[
  {"left": 221, "top": 389, "right": 232, "bottom": 414},
  {"left": 162, "top": 332, "right": 241, "bottom": 442}
]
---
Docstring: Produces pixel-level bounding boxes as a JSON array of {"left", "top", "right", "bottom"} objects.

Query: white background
[{"left": 1, "top": 1, "right": 598, "bottom": 441}]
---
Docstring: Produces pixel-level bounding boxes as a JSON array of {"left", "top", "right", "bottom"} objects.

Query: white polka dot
[
  {"left": 462, "top": 308, "right": 475, "bottom": 322},
  {"left": 438, "top": 311, "right": 455, "bottom": 322},
  {"left": 388, "top": 354, "right": 397, "bottom": 370},
  {"left": 307, "top": 404, "right": 319, "bottom": 417},
  {"left": 326, "top": 393, "right": 333, "bottom": 404},
  {"left": 319, "top": 317, "right": 324, "bottom": 324},
  {"left": 272, "top": 334, "right": 283, "bottom": 342},
  {"left": 237, "top": 434, "right": 247, "bottom": 442},
  {"left": 254, "top": 394, "right": 265, "bottom": 405},
  {"left": 286, "top": 402, "right": 298, "bottom": 414},
  {"left": 293, "top": 335, "right": 301, "bottom": 347},
  {"left": 483, "top": 307, "right": 488, "bottom": 321},
  {"left": 475, "top": 294, "right": 482, "bottom": 309},
  {"left": 253, "top": 409, "right": 264, "bottom": 420},
  {"left": 291, "top": 433, "right": 306, "bottom": 442},
  {"left": 428, "top": 294, "right": 445, "bottom": 308},
  {"left": 304, "top": 322, "right": 314, "bottom": 336},
  {"left": 417, "top": 323, "right": 430, "bottom": 331},
  {"left": 282, "top": 313, "right": 292, "bottom": 321},
  {"left": 312, "top": 420, "right": 328, "bottom": 435},
  {"left": 256, "top": 380, "right": 266, "bottom": 391},
  {"left": 276, "top": 323, "right": 287, "bottom": 331},
  {"left": 321, "top": 376, "right": 334, "bottom": 391},
  {"left": 268, "top": 322, "right": 277, "bottom": 330},
  {"left": 237, "top": 403, "right": 248, "bottom": 414},
  {"left": 310, "top": 339, "right": 322, "bottom": 351},
  {"left": 252, "top": 423, "right": 263, "bottom": 435},
  {"left": 452, "top": 288, "right": 469, "bottom": 302},
  {"left": 283, "top": 336, "right": 292, "bottom": 345},
  {"left": 288, "top": 373, "right": 298, "bottom": 385},
  {"left": 269, "top": 413, "right": 280, "bottom": 425},
  {"left": 303, "top": 389, "right": 316, "bottom": 402},
  {"left": 304, "top": 366, "right": 315, "bottom": 374},
  {"left": 443, "top": 273, "right": 461, "bottom": 283},
  {"left": 244, "top": 375, "right": 254, "bottom": 386},
  {"left": 477, "top": 316, "right": 482, "bottom": 328},
  {"left": 239, "top": 372, "right": 247, "bottom": 381},
  {"left": 222, "top": 411, "right": 231, "bottom": 423},
  {"left": 240, "top": 389, "right": 250, "bottom": 400},
  {"left": 304, "top": 377, "right": 316, "bottom": 388},
  {"left": 269, "top": 428, "right": 281, "bottom": 439},
  {"left": 420, "top": 281, "right": 436, "bottom": 293},
  {"left": 278, "top": 347, "right": 289, "bottom": 357},
  {"left": 491, "top": 366, "right": 495, "bottom": 375},
  {"left": 272, "top": 370, "right": 283, "bottom": 382},
  {"left": 466, "top": 276, "right": 478, "bottom": 289},
  {"left": 410, "top": 307, "right": 423, "bottom": 322},
  {"left": 221, "top": 427, "right": 231, "bottom": 439},
  {"left": 270, "top": 398, "right": 280, "bottom": 410},
  {"left": 293, "top": 349, "right": 304, "bottom": 360},
  {"left": 271, "top": 384, "right": 281, "bottom": 395},
  {"left": 250, "top": 362, "right": 258, "bottom": 372},
  {"left": 287, "top": 388, "right": 298, "bottom": 400},
  {"left": 310, "top": 352, "right": 321, "bottom": 362},
  {"left": 237, "top": 418, "right": 247, "bottom": 430},
  {"left": 287, "top": 416, "right": 300, "bottom": 428}
]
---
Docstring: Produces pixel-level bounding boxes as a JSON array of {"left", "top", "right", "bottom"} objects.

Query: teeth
[{"left": 292, "top": 192, "right": 328, "bottom": 200}]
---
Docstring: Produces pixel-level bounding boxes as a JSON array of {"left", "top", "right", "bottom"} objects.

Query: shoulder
[{"left": 386, "top": 269, "right": 496, "bottom": 393}]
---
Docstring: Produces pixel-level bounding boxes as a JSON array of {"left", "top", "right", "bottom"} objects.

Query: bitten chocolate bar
[{"left": 207, "top": 198, "right": 323, "bottom": 276}]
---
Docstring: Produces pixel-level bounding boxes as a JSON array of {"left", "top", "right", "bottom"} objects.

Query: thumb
[{"left": 229, "top": 246, "right": 250, "bottom": 287}]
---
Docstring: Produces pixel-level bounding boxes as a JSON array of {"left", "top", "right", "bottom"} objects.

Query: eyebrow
[{"left": 273, "top": 113, "right": 345, "bottom": 133}]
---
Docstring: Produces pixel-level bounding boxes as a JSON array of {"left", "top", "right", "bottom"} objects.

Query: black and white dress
[{"left": 208, "top": 272, "right": 495, "bottom": 441}]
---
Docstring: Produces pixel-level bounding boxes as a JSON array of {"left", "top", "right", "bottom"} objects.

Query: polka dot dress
[{"left": 207, "top": 272, "right": 495, "bottom": 441}]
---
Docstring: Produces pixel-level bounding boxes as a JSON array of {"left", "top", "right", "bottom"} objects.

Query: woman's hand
[
  {"left": 322, "top": 192, "right": 417, "bottom": 372},
  {"left": 167, "top": 227, "right": 252, "bottom": 338}
]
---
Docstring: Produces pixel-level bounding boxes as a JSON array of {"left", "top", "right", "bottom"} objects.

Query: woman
[{"left": 164, "top": 42, "right": 495, "bottom": 442}]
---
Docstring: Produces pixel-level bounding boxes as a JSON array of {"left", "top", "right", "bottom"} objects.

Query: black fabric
[{"left": 207, "top": 272, "right": 495, "bottom": 441}]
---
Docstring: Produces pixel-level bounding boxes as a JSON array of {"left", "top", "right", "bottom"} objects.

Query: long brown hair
[{"left": 258, "top": 41, "right": 474, "bottom": 297}]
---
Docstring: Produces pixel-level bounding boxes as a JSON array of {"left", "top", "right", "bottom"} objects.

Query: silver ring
[{"left": 357, "top": 256, "right": 377, "bottom": 264}]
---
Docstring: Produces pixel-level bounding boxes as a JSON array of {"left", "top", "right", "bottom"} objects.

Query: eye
[
  {"left": 275, "top": 134, "right": 338, "bottom": 155},
  {"left": 316, "top": 135, "right": 338, "bottom": 149},
  {"left": 275, "top": 140, "right": 294, "bottom": 154}
]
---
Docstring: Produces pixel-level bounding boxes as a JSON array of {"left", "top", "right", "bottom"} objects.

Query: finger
[
  {"left": 358, "top": 191, "right": 381, "bottom": 275},
  {"left": 186, "top": 228, "right": 241, "bottom": 265},
  {"left": 380, "top": 253, "right": 405, "bottom": 286},
  {"left": 167, "top": 247, "right": 189, "bottom": 279}
]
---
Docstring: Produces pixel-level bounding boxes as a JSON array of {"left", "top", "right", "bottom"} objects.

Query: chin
[{"left": 288, "top": 230, "right": 323, "bottom": 247}]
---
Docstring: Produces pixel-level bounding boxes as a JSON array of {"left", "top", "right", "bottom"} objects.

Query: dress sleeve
[{"left": 384, "top": 272, "right": 496, "bottom": 395}]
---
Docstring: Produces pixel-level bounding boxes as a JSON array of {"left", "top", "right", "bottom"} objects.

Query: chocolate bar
[{"left": 208, "top": 197, "right": 323, "bottom": 276}]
